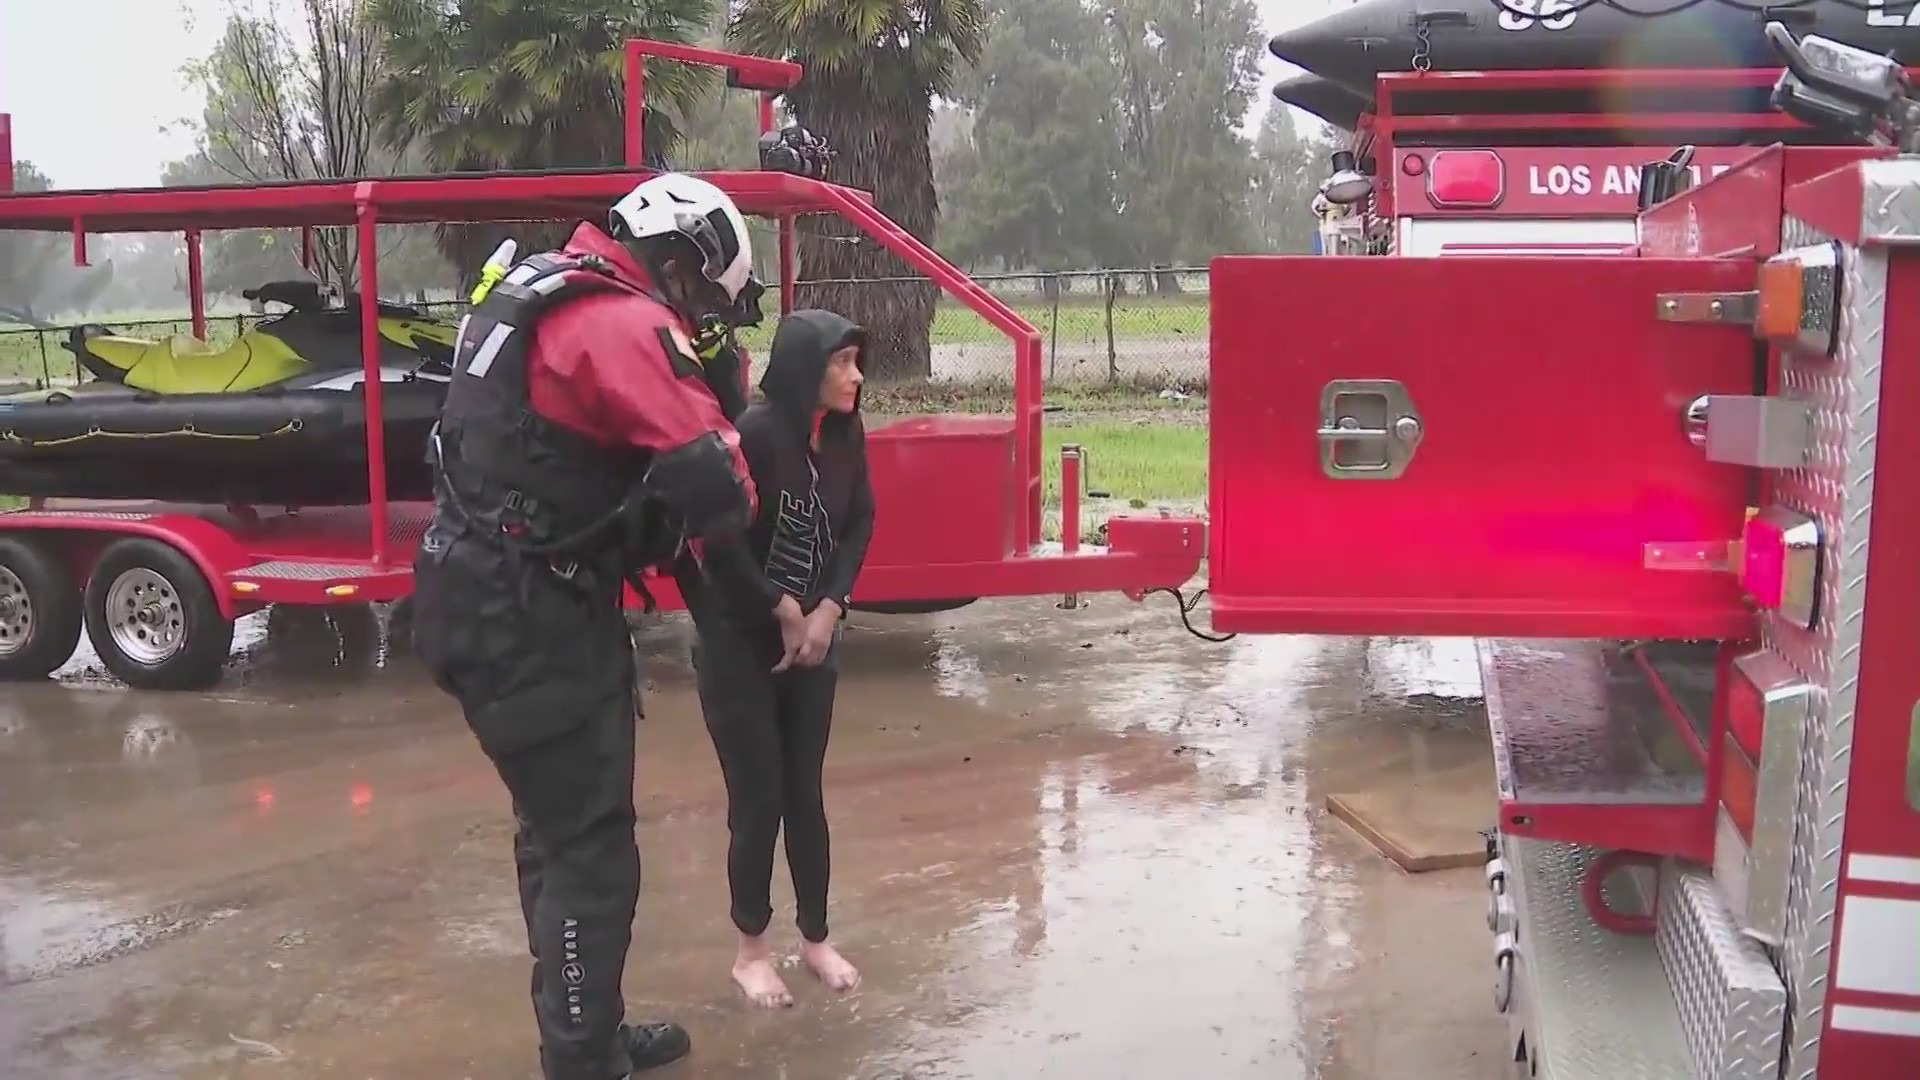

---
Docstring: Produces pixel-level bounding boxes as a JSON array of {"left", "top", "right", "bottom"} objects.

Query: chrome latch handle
[{"left": 1318, "top": 380, "right": 1424, "bottom": 480}]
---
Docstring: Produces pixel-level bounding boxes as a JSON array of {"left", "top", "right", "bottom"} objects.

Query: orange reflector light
[
  {"left": 1756, "top": 259, "right": 1803, "bottom": 340},
  {"left": 1756, "top": 243, "right": 1840, "bottom": 355},
  {"left": 1426, "top": 150, "right": 1504, "bottom": 208},
  {"left": 324, "top": 585, "right": 359, "bottom": 597},
  {"left": 1719, "top": 733, "right": 1759, "bottom": 841},
  {"left": 232, "top": 581, "right": 260, "bottom": 593}
]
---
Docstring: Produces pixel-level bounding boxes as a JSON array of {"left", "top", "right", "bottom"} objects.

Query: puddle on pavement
[
  {"left": 0, "top": 594, "right": 1503, "bottom": 1080},
  {"left": 0, "top": 874, "right": 241, "bottom": 985}
]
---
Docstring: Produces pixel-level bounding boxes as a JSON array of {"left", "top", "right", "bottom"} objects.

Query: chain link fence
[
  {"left": 782, "top": 267, "right": 1210, "bottom": 391},
  {"left": 0, "top": 266, "right": 1211, "bottom": 396}
]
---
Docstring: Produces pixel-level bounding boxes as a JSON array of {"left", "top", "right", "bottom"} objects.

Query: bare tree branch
[{"left": 185, "top": 0, "right": 386, "bottom": 288}]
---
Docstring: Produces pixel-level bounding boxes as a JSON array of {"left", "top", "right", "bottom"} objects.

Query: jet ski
[
  {"left": 63, "top": 279, "right": 458, "bottom": 393},
  {"left": 0, "top": 281, "right": 456, "bottom": 506}
]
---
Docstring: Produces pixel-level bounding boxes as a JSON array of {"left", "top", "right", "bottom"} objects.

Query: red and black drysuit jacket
[{"left": 412, "top": 222, "right": 758, "bottom": 754}]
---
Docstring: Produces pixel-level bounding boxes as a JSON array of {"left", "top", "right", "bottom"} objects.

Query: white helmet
[{"left": 607, "top": 173, "right": 755, "bottom": 302}]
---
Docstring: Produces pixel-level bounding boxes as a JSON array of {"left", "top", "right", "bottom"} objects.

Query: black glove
[
  {"left": 643, "top": 431, "right": 752, "bottom": 541},
  {"left": 691, "top": 316, "right": 749, "bottom": 422}
]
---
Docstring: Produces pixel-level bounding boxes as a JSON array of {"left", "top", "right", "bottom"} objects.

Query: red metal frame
[
  {"left": 1821, "top": 247, "right": 1920, "bottom": 1079},
  {"left": 0, "top": 40, "right": 1201, "bottom": 616},
  {"left": 622, "top": 40, "right": 801, "bottom": 170},
  {"left": 1582, "top": 850, "right": 1663, "bottom": 935}
]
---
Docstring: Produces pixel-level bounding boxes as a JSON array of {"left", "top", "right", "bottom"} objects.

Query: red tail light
[{"left": 1426, "top": 150, "right": 1505, "bottom": 209}]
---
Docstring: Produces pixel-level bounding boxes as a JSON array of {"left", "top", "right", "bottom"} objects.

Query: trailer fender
[{"left": 0, "top": 511, "right": 249, "bottom": 620}]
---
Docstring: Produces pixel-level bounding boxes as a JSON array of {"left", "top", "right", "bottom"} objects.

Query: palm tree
[
  {"left": 365, "top": 0, "right": 719, "bottom": 269},
  {"left": 730, "top": 0, "right": 986, "bottom": 382}
]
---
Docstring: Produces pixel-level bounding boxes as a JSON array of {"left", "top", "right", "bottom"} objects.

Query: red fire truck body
[{"left": 1216, "top": 64, "right": 1920, "bottom": 1079}]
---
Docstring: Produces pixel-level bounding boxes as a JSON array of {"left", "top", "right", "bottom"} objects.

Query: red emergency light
[{"left": 1417, "top": 149, "right": 1505, "bottom": 209}]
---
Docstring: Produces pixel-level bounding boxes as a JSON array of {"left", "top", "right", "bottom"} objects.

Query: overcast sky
[{"left": 0, "top": 0, "right": 1333, "bottom": 190}]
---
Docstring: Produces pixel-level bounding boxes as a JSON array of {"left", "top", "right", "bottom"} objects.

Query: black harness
[{"left": 427, "top": 251, "right": 672, "bottom": 607}]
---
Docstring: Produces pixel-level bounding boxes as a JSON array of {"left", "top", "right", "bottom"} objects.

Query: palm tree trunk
[{"left": 787, "top": 73, "right": 938, "bottom": 384}]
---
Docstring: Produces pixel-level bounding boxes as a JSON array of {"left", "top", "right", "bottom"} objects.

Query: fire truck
[{"left": 1217, "top": 24, "right": 1920, "bottom": 1079}]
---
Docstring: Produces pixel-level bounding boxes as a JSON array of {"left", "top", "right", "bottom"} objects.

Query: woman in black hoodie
[{"left": 676, "top": 308, "right": 874, "bottom": 1009}]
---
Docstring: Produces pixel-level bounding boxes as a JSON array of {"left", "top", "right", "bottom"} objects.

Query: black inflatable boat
[
  {"left": 0, "top": 367, "right": 446, "bottom": 506},
  {"left": 0, "top": 280, "right": 456, "bottom": 506}
]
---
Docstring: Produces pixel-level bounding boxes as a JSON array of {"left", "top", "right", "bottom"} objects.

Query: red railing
[{"left": 619, "top": 39, "right": 1048, "bottom": 548}]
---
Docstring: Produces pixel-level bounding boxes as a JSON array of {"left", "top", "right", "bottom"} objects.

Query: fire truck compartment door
[{"left": 1208, "top": 254, "right": 1758, "bottom": 639}]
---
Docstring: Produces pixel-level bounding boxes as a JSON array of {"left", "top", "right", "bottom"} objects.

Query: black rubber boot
[{"left": 619, "top": 1021, "right": 692, "bottom": 1074}]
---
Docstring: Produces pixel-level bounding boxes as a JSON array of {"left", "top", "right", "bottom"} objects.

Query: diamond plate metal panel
[
  {"left": 1480, "top": 639, "right": 1707, "bottom": 805},
  {"left": 1657, "top": 861, "right": 1788, "bottom": 1080},
  {"left": 1713, "top": 808, "right": 1752, "bottom": 927},
  {"left": 386, "top": 506, "right": 432, "bottom": 547},
  {"left": 1859, "top": 158, "right": 1920, "bottom": 246},
  {"left": 1767, "top": 211, "right": 1885, "bottom": 1080},
  {"left": 1503, "top": 838, "right": 1693, "bottom": 1079},
  {"left": 235, "top": 560, "right": 386, "bottom": 581}
]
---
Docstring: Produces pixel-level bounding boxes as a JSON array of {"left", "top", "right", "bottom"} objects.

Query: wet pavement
[{"left": 0, "top": 597, "right": 1507, "bottom": 1080}]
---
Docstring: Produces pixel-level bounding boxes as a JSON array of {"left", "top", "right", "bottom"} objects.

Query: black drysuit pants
[
  {"left": 693, "top": 621, "right": 839, "bottom": 943},
  {"left": 414, "top": 532, "right": 641, "bottom": 1080}
]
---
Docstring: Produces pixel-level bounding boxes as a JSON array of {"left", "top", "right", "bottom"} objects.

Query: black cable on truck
[{"left": 1142, "top": 585, "right": 1237, "bottom": 644}]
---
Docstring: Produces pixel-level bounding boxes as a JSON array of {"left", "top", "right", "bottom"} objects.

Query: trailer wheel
[
  {"left": 83, "top": 538, "right": 233, "bottom": 691},
  {"left": 0, "top": 537, "right": 83, "bottom": 681}
]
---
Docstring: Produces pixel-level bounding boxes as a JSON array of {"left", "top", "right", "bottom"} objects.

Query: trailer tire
[
  {"left": 83, "top": 538, "right": 233, "bottom": 691},
  {"left": 0, "top": 536, "right": 83, "bottom": 681}
]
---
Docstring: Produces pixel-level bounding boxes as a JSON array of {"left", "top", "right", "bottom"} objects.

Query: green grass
[
  {"left": 736, "top": 294, "right": 1209, "bottom": 353},
  {"left": 1040, "top": 420, "right": 1207, "bottom": 510},
  {"left": 863, "top": 376, "right": 1208, "bottom": 416},
  {"left": 0, "top": 295, "right": 1212, "bottom": 384}
]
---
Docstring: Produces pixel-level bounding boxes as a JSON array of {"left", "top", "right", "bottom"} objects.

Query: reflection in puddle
[
  {"left": 120, "top": 714, "right": 184, "bottom": 762},
  {"left": 1364, "top": 637, "right": 1483, "bottom": 701},
  {"left": 931, "top": 634, "right": 992, "bottom": 703},
  {"left": 0, "top": 874, "right": 237, "bottom": 985},
  {"left": 874, "top": 636, "right": 1342, "bottom": 1078}
]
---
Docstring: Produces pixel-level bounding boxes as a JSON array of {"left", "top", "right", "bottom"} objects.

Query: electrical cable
[{"left": 1141, "top": 585, "right": 1237, "bottom": 643}]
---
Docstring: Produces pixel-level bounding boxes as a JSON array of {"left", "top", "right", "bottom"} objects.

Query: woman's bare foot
[
  {"left": 799, "top": 940, "right": 861, "bottom": 993},
  {"left": 731, "top": 934, "right": 793, "bottom": 1009}
]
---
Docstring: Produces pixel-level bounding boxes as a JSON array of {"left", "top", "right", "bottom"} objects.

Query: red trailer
[
  {"left": 0, "top": 40, "right": 1202, "bottom": 691},
  {"left": 1216, "top": 33, "right": 1920, "bottom": 1080}
]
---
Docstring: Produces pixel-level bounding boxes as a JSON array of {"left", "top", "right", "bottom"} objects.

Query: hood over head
[{"left": 759, "top": 308, "right": 865, "bottom": 432}]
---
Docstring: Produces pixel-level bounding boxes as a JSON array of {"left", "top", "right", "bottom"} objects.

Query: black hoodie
[{"left": 679, "top": 309, "right": 874, "bottom": 633}]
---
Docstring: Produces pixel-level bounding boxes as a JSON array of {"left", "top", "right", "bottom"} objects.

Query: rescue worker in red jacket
[{"left": 411, "top": 173, "right": 769, "bottom": 1080}]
